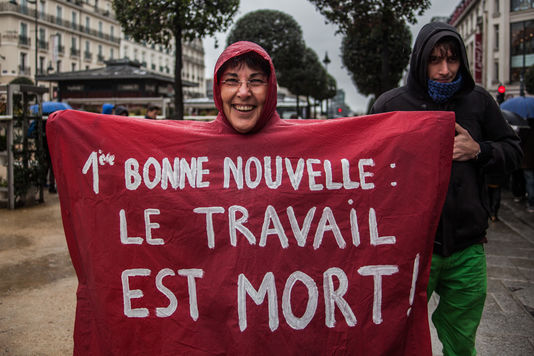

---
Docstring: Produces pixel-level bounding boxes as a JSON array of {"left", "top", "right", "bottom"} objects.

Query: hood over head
[
  {"left": 407, "top": 22, "right": 475, "bottom": 96},
  {"left": 114, "top": 106, "right": 129, "bottom": 116},
  {"left": 213, "top": 41, "right": 279, "bottom": 134}
]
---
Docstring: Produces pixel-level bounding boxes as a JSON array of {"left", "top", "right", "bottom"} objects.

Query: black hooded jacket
[{"left": 371, "top": 22, "right": 522, "bottom": 256}]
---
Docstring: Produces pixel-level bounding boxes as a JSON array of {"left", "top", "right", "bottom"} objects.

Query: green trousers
[{"left": 427, "top": 244, "right": 487, "bottom": 356}]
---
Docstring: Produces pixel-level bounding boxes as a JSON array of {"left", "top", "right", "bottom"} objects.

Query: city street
[{"left": 0, "top": 190, "right": 533, "bottom": 355}]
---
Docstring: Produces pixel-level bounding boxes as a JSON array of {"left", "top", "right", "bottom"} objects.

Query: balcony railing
[
  {"left": 97, "top": 54, "right": 105, "bottom": 63},
  {"left": 84, "top": 51, "right": 93, "bottom": 61},
  {"left": 70, "top": 48, "right": 80, "bottom": 57},
  {"left": 38, "top": 40, "right": 49, "bottom": 50},
  {"left": 18, "top": 66, "right": 31, "bottom": 76},
  {"left": 57, "top": 45, "right": 65, "bottom": 55},
  {"left": 18, "top": 35, "right": 31, "bottom": 47},
  {"left": 20, "top": 4, "right": 29, "bottom": 15}
]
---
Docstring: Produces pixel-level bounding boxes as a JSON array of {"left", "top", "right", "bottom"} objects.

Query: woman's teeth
[{"left": 234, "top": 105, "right": 254, "bottom": 112}]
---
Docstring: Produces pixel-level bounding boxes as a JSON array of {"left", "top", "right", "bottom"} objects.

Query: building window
[
  {"left": 494, "top": 0, "right": 500, "bottom": 14},
  {"left": 56, "top": 33, "right": 63, "bottom": 54},
  {"left": 110, "top": 26, "right": 114, "bottom": 40},
  {"left": 511, "top": 0, "right": 534, "bottom": 12},
  {"left": 39, "top": 0, "right": 45, "bottom": 18},
  {"left": 84, "top": 40, "right": 91, "bottom": 61},
  {"left": 20, "top": 0, "right": 29, "bottom": 14},
  {"left": 71, "top": 62, "right": 76, "bottom": 71},
  {"left": 20, "top": 52, "right": 26, "bottom": 69},
  {"left": 110, "top": 48, "right": 114, "bottom": 59},
  {"left": 20, "top": 22, "right": 27, "bottom": 37},
  {"left": 72, "top": 12, "right": 77, "bottom": 29},
  {"left": 85, "top": 16, "right": 90, "bottom": 33},
  {"left": 98, "top": 21, "right": 103, "bottom": 38},
  {"left": 56, "top": 5, "right": 63, "bottom": 25},
  {"left": 494, "top": 25, "right": 499, "bottom": 50},
  {"left": 38, "top": 28, "right": 46, "bottom": 49},
  {"left": 56, "top": 60, "right": 61, "bottom": 72},
  {"left": 39, "top": 56, "right": 45, "bottom": 74},
  {"left": 510, "top": 20, "right": 534, "bottom": 82},
  {"left": 19, "top": 22, "right": 29, "bottom": 46},
  {"left": 494, "top": 61, "right": 499, "bottom": 83}
]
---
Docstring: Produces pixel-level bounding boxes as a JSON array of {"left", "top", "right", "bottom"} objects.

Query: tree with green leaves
[
  {"left": 113, "top": 0, "right": 239, "bottom": 119},
  {"left": 314, "top": 73, "right": 337, "bottom": 117},
  {"left": 283, "top": 47, "right": 329, "bottom": 118},
  {"left": 226, "top": 9, "right": 306, "bottom": 89},
  {"left": 308, "top": 0, "right": 429, "bottom": 32},
  {"left": 9, "top": 77, "right": 35, "bottom": 85},
  {"left": 341, "top": 14, "right": 411, "bottom": 98},
  {"left": 308, "top": 0, "right": 430, "bottom": 105}
]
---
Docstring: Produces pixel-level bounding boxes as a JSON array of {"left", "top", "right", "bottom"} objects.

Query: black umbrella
[{"left": 501, "top": 109, "right": 529, "bottom": 128}]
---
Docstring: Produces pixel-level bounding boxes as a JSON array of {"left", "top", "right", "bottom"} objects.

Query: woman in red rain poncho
[{"left": 212, "top": 41, "right": 281, "bottom": 134}]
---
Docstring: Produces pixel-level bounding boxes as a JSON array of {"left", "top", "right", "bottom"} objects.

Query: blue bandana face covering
[{"left": 427, "top": 73, "right": 463, "bottom": 103}]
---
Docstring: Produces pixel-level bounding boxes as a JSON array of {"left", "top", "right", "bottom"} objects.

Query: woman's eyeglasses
[{"left": 221, "top": 78, "right": 268, "bottom": 90}]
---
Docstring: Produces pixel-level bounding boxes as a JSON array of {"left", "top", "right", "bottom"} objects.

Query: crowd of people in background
[{"left": 100, "top": 103, "right": 159, "bottom": 119}]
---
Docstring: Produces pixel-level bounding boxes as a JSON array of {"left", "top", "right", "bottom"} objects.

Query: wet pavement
[
  {"left": 0, "top": 190, "right": 533, "bottom": 355},
  {"left": 429, "top": 190, "right": 534, "bottom": 355},
  {"left": 0, "top": 191, "right": 76, "bottom": 356}
]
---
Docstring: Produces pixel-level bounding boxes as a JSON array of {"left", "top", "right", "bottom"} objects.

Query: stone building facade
[
  {"left": 449, "top": 0, "right": 534, "bottom": 96},
  {"left": 0, "top": 0, "right": 205, "bottom": 98}
]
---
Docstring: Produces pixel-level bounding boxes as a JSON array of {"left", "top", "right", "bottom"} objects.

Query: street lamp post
[
  {"left": 46, "top": 62, "right": 54, "bottom": 100},
  {"left": 323, "top": 52, "right": 331, "bottom": 118}
]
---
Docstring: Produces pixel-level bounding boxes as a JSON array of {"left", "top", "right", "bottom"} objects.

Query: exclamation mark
[{"left": 407, "top": 254, "right": 420, "bottom": 316}]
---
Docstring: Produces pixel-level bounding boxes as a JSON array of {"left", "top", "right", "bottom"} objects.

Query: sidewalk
[
  {"left": 0, "top": 190, "right": 533, "bottom": 355},
  {"left": 429, "top": 191, "right": 534, "bottom": 355}
]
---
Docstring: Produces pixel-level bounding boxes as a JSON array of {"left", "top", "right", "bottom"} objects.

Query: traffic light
[{"left": 496, "top": 85, "right": 506, "bottom": 104}]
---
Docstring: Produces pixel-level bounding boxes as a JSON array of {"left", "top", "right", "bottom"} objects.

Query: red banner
[{"left": 47, "top": 110, "right": 454, "bottom": 355}]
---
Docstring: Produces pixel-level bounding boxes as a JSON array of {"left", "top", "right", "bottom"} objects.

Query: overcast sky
[{"left": 203, "top": 1, "right": 459, "bottom": 114}]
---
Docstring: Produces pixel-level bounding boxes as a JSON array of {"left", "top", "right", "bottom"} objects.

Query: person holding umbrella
[{"left": 29, "top": 101, "right": 73, "bottom": 193}]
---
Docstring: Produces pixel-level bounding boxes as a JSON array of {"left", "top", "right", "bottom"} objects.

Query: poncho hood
[
  {"left": 213, "top": 41, "right": 279, "bottom": 134},
  {"left": 407, "top": 22, "right": 475, "bottom": 96}
]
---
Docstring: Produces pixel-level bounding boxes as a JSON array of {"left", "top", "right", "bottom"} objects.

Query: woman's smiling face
[{"left": 220, "top": 64, "right": 268, "bottom": 134}]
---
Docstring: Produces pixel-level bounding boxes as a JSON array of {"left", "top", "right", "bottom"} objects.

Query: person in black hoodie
[{"left": 371, "top": 22, "right": 522, "bottom": 356}]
